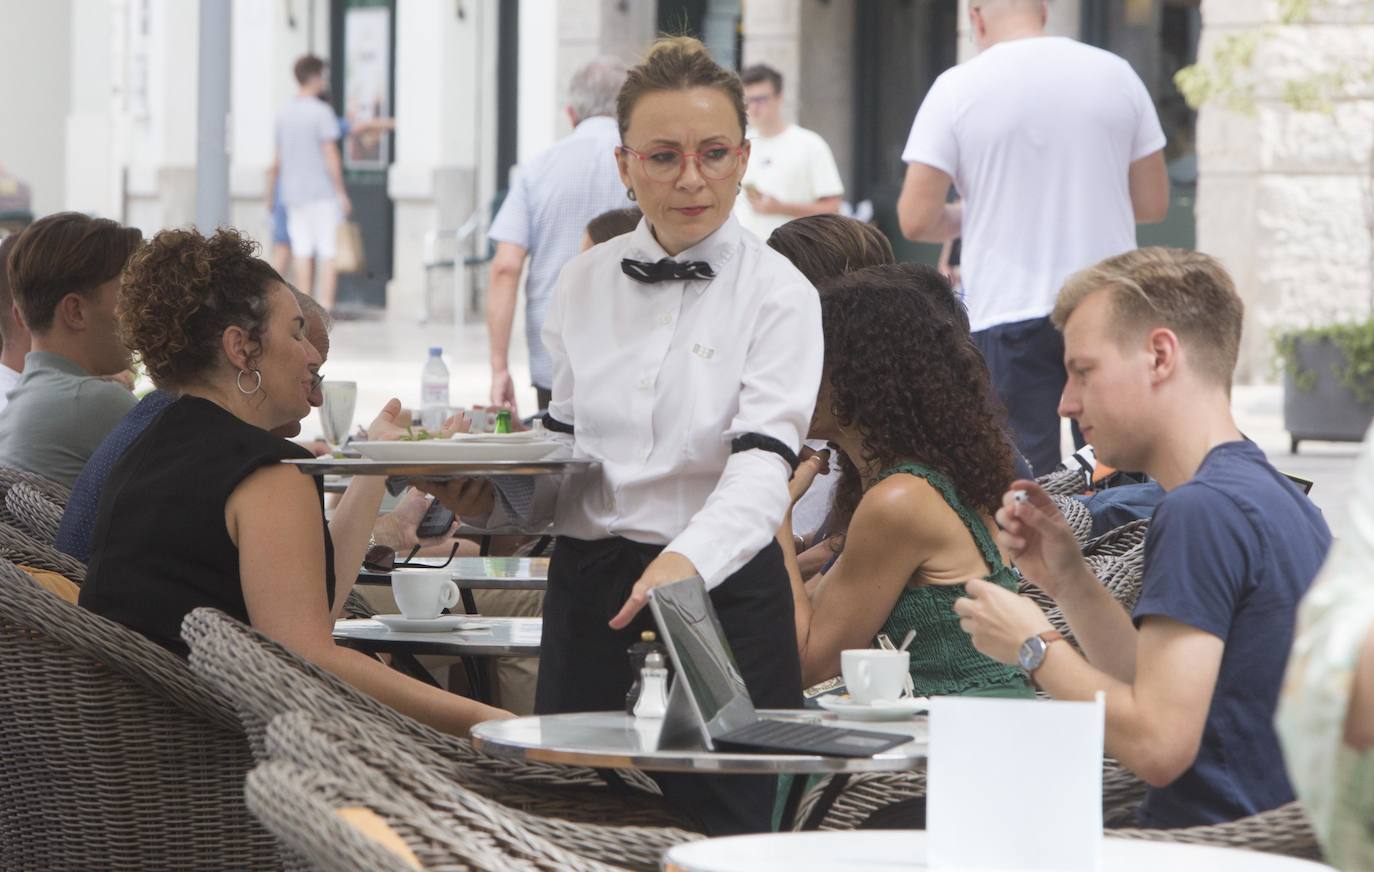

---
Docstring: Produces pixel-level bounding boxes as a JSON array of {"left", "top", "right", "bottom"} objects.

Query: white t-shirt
[
  {"left": 736, "top": 124, "right": 845, "bottom": 242},
  {"left": 902, "top": 36, "right": 1166, "bottom": 332},
  {"left": 0, "top": 362, "right": 20, "bottom": 415}
]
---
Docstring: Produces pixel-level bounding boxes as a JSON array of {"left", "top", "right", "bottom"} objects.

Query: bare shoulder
[{"left": 853, "top": 474, "right": 951, "bottom": 541}]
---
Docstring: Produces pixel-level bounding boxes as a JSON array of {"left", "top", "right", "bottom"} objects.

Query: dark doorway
[
  {"left": 853, "top": 0, "right": 959, "bottom": 265},
  {"left": 329, "top": 0, "right": 396, "bottom": 311}
]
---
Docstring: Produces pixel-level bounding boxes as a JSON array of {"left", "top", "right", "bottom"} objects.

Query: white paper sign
[{"left": 927, "top": 693, "right": 1105, "bottom": 871}]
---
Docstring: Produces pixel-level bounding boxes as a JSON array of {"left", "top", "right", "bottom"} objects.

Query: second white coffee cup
[
  {"left": 392, "top": 572, "right": 461, "bottom": 620},
  {"left": 841, "top": 649, "right": 910, "bottom": 705}
]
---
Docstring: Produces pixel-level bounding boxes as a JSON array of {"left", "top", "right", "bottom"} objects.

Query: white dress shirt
[{"left": 542, "top": 214, "right": 823, "bottom": 588}]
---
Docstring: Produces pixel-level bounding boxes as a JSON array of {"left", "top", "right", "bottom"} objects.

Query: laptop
[{"left": 647, "top": 576, "right": 911, "bottom": 758}]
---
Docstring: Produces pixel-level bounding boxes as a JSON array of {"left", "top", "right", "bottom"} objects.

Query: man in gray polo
[
  {"left": 486, "top": 57, "right": 629, "bottom": 415},
  {"left": 0, "top": 213, "right": 142, "bottom": 488}
]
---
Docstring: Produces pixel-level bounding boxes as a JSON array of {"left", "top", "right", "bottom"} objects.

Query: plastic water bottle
[{"left": 420, "top": 347, "right": 449, "bottom": 432}]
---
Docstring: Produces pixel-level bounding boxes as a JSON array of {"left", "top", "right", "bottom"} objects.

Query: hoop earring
[
  {"left": 626, "top": 188, "right": 637, "bottom": 202},
  {"left": 236, "top": 369, "right": 263, "bottom": 395}
]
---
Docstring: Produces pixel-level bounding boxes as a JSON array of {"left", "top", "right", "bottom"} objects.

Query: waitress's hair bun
[{"left": 615, "top": 36, "right": 747, "bottom": 140}]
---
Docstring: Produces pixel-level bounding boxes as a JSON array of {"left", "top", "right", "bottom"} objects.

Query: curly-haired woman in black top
[
  {"left": 778, "top": 263, "right": 1033, "bottom": 700},
  {"left": 80, "top": 227, "right": 508, "bottom": 735}
]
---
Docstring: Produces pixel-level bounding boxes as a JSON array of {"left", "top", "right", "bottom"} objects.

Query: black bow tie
[{"left": 621, "top": 257, "right": 716, "bottom": 284}]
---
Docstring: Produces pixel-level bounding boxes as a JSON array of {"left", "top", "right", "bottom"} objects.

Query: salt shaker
[{"left": 633, "top": 649, "right": 670, "bottom": 720}]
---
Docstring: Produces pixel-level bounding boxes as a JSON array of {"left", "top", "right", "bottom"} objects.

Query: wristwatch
[{"left": 1017, "top": 630, "right": 1065, "bottom": 675}]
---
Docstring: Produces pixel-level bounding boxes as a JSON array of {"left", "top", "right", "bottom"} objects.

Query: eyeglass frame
[
  {"left": 618, "top": 143, "right": 748, "bottom": 183},
  {"left": 362, "top": 540, "right": 462, "bottom": 573}
]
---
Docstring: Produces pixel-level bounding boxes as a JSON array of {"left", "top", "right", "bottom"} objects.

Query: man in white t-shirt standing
[
  {"left": 897, "top": 0, "right": 1169, "bottom": 474},
  {"left": 734, "top": 65, "right": 845, "bottom": 242},
  {"left": 269, "top": 55, "right": 352, "bottom": 314}
]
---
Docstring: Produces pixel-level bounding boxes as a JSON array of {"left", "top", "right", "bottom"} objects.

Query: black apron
[{"left": 535, "top": 535, "right": 802, "bottom": 834}]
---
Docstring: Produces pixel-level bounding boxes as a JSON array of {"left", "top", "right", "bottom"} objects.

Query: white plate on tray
[
  {"left": 447, "top": 430, "right": 550, "bottom": 443},
  {"left": 351, "top": 440, "right": 561, "bottom": 463},
  {"left": 372, "top": 614, "right": 492, "bottom": 633},
  {"left": 816, "top": 695, "right": 928, "bottom": 721}
]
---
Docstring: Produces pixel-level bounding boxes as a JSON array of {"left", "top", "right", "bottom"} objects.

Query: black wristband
[
  {"left": 541, "top": 413, "right": 574, "bottom": 435},
  {"left": 731, "top": 433, "right": 801, "bottom": 470}
]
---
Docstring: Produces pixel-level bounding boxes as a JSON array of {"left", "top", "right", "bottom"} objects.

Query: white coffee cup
[
  {"left": 841, "top": 649, "right": 910, "bottom": 705},
  {"left": 392, "top": 571, "right": 461, "bottom": 620}
]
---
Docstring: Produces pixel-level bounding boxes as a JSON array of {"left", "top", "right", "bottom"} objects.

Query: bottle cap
[
  {"left": 640, "top": 631, "right": 656, "bottom": 642},
  {"left": 429, "top": 347, "right": 442, "bottom": 356}
]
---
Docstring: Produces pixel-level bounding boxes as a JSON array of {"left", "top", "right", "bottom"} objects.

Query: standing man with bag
[
  {"left": 269, "top": 55, "right": 351, "bottom": 315},
  {"left": 897, "top": 0, "right": 1169, "bottom": 474}
]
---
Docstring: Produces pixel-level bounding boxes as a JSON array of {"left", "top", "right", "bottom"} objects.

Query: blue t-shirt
[
  {"left": 54, "top": 390, "right": 175, "bottom": 563},
  {"left": 1132, "top": 440, "right": 1331, "bottom": 828}
]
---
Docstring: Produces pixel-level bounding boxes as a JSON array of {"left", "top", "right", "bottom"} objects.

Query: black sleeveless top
[{"left": 80, "top": 396, "right": 335, "bottom": 656}]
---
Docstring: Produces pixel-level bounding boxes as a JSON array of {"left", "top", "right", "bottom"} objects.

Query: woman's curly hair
[
  {"left": 117, "top": 228, "right": 283, "bottom": 389},
  {"left": 821, "top": 264, "right": 1016, "bottom": 528}
]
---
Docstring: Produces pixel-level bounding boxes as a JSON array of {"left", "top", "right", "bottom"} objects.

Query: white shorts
[{"left": 286, "top": 198, "right": 341, "bottom": 259}]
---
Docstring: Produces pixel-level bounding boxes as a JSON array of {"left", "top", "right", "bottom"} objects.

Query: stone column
[
  {"left": 552, "top": 0, "right": 656, "bottom": 140},
  {"left": 1195, "top": 0, "right": 1374, "bottom": 381},
  {"left": 387, "top": 0, "right": 494, "bottom": 321}
]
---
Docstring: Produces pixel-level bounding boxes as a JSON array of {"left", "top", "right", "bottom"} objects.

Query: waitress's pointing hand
[{"left": 610, "top": 551, "right": 700, "bottom": 630}]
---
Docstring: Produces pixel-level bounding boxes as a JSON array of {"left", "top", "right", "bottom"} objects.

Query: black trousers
[
  {"left": 972, "top": 315, "right": 1084, "bottom": 476},
  {"left": 535, "top": 536, "right": 802, "bottom": 835}
]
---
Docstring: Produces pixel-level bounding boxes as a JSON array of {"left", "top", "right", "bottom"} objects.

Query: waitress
[
  {"left": 430, "top": 36, "right": 821, "bottom": 834},
  {"left": 548, "top": 34, "right": 824, "bottom": 836}
]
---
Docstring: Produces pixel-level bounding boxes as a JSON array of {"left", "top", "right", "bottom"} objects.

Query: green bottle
[{"left": 494, "top": 409, "right": 512, "bottom": 434}]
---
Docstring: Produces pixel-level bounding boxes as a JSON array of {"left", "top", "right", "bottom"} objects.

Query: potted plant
[{"left": 1274, "top": 320, "right": 1374, "bottom": 452}]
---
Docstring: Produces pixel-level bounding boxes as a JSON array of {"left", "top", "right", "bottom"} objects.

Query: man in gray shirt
[
  {"left": 0, "top": 212, "right": 142, "bottom": 488},
  {"left": 487, "top": 57, "right": 629, "bottom": 414},
  {"left": 269, "top": 55, "right": 350, "bottom": 314}
]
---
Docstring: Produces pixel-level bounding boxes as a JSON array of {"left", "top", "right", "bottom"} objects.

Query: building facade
[{"left": 1, "top": 0, "right": 1366, "bottom": 379}]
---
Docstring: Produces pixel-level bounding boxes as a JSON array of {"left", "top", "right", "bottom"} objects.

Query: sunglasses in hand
[{"left": 362, "top": 541, "right": 461, "bottom": 573}]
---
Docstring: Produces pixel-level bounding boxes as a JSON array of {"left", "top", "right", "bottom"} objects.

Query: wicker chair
[
  {"left": 1112, "top": 801, "right": 1322, "bottom": 860},
  {"left": 0, "top": 465, "right": 71, "bottom": 505},
  {"left": 1051, "top": 493, "right": 1094, "bottom": 549},
  {"left": 0, "top": 558, "right": 278, "bottom": 871},
  {"left": 181, "top": 608, "right": 692, "bottom": 830},
  {"left": 247, "top": 758, "right": 620, "bottom": 872},
  {"left": 1036, "top": 467, "right": 1089, "bottom": 498},
  {"left": 6, "top": 481, "right": 63, "bottom": 544},
  {"left": 789, "top": 756, "right": 1147, "bottom": 833},
  {"left": 0, "top": 521, "right": 86, "bottom": 581},
  {"left": 264, "top": 711, "right": 703, "bottom": 871}
]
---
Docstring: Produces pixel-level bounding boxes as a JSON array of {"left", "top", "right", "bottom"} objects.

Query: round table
[
  {"left": 333, "top": 616, "right": 541, "bottom": 704},
  {"left": 663, "top": 830, "right": 1333, "bottom": 872},
  {"left": 471, "top": 710, "right": 927, "bottom": 830},
  {"left": 332, "top": 616, "right": 541, "bottom": 658}
]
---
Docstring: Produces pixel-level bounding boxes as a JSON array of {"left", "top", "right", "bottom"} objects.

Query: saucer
[
  {"left": 817, "top": 694, "right": 928, "bottom": 721},
  {"left": 373, "top": 614, "right": 492, "bottom": 633}
]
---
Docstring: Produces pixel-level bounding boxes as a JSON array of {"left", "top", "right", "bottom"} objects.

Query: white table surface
[
  {"left": 472, "top": 710, "right": 927, "bottom": 774},
  {"left": 662, "top": 831, "right": 1332, "bottom": 872}
]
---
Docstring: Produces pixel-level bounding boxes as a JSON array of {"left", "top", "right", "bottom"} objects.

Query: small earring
[
  {"left": 236, "top": 369, "right": 263, "bottom": 395},
  {"left": 626, "top": 188, "right": 637, "bottom": 202}
]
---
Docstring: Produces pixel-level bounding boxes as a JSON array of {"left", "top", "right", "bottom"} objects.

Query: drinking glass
[{"left": 320, "top": 380, "right": 358, "bottom": 454}]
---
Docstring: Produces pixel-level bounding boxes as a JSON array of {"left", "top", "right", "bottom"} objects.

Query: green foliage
[
  {"left": 1174, "top": 31, "right": 1262, "bottom": 113},
  {"left": 1173, "top": 0, "right": 1373, "bottom": 114},
  {"left": 1274, "top": 320, "right": 1374, "bottom": 404}
]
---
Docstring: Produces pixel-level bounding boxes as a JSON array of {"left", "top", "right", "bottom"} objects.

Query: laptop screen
[{"left": 648, "top": 576, "right": 758, "bottom": 744}]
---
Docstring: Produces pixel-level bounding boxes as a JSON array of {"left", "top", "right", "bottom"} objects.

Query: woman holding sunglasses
[{"left": 428, "top": 36, "right": 822, "bottom": 835}]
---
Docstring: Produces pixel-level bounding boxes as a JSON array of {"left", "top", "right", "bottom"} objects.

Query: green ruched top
[{"left": 875, "top": 462, "right": 1033, "bottom": 699}]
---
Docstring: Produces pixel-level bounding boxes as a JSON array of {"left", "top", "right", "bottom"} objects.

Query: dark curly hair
[
  {"left": 821, "top": 264, "right": 1015, "bottom": 528},
  {"left": 117, "top": 228, "right": 284, "bottom": 390}
]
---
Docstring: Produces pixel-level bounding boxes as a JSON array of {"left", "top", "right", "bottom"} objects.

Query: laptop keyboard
[{"left": 717, "top": 718, "right": 909, "bottom": 758}]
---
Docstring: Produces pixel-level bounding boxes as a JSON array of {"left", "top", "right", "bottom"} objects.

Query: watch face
[{"left": 1018, "top": 636, "right": 1045, "bottom": 672}]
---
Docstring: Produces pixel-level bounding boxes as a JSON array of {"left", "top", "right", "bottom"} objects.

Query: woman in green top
[{"left": 779, "top": 264, "right": 1033, "bottom": 700}]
